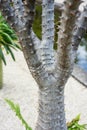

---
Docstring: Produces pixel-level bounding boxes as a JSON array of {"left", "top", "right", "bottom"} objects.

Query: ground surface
[{"left": 0, "top": 50, "right": 87, "bottom": 130}]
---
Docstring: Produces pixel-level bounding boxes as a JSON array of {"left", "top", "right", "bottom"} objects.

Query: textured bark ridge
[
  {"left": 35, "top": 86, "right": 67, "bottom": 130},
  {"left": 0, "top": 0, "right": 87, "bottom": 130}
]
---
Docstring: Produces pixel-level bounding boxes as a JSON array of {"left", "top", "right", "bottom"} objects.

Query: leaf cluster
[
  {"left": 0, "top": 13, "right": 21, "bottom": 65},
  {"left": 67, "top": 115, "right": 87, "bottom": 130}
]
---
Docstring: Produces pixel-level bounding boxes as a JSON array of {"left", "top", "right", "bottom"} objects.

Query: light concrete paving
[{"left": 0, "top": 50, "right": 87, "bottom": 130}]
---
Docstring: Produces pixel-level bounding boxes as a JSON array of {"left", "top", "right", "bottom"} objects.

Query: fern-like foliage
[
  {"left": 5, "top": 99, "right": 32, "bottom": 130},
  {"left": 0, "top": 12, "right": 21, "bottom": 65}
]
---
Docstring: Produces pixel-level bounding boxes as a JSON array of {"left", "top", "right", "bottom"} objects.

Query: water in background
[{"left": 77, "top": 38, "right": 87, "bottom": 72}]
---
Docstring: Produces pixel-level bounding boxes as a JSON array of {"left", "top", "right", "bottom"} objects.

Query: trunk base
[{"left": 35, "top": 86, "right": 67, "bottom": 130}]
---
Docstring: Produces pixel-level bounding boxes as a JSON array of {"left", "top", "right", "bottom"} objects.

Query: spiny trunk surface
[
  {"left": 35, "top": 85, "right": 67, "bottom": 130},
  {"left": 0, "top": 0, "right": 87, "bottom": 130}
]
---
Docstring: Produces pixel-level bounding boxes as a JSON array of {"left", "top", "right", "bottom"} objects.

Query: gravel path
[{"left": 0, "top": 51, "right": 87, "bottom": 130}]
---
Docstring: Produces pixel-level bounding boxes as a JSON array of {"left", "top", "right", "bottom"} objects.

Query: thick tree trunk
[{"left": 35, "top": 85, "right": 67, "bottom": 130}]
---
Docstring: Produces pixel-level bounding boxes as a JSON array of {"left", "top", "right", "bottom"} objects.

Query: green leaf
[
  {"left": 0, "top": 47, "right": 6, "bottom": 65},
  {"left": 0, "top": 23, "right": 18, "bottom": 40},
  {"left": 7, "top": 47, "right": 15, "bottom": 61},
  {"left": 74, "top": 114, "right": 81, "bottom": 122},
  {"left": 5, "top": 99, "right": 32, "bottom": 130},
  {"left": 0, "top": 31, "right": 15, "bottom": 45},
  {"left": 3, "top": 45, "right": 9, "bottom": 54},
  {"left": 67, "top": 114, "right": 87, "bottom": 130},
  {"left": 5, "top": 99, "right": 16, "bottom": 111},
  {"left": 14, "top": 43, "right": 21, "bottom": 50}
]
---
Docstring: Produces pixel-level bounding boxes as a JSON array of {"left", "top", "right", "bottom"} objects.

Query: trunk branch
[
  {"left": 22, "top": 0, "right": 36, "bottom": 31},
  {"left": 57, "top": 0, "right": 82, "bottom": 79},
  {"left": 72, "top": 5, "right": 87, "bottom": 51},
  {"left": 42, "top": 0, "right": 54, "bottom": 40},
  {"left": 40, "top": 0, "right": 55, "bottom": 72}
]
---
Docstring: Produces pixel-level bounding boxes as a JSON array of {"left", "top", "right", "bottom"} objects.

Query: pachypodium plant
[{"left": 0, "top": 0, "right": 87, "bottom": 130}]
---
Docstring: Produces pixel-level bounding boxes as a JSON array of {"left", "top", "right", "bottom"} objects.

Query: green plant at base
[
  {"left": 5, "top": 99, "right": 32, "bottom": 130},
  {"left": 67, "top": 114, "right": 87, "bottom": 130},
  {"left": 5, "top": 99, "right": 87, "bottom": 130}
]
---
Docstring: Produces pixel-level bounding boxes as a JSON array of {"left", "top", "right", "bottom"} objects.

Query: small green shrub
[{"left": 5, "top": 99, "right": 87, "bottom": 130}]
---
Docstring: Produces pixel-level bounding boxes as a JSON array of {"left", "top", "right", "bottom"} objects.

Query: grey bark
[
  {"left": 35, "top": 83, "right": 67, "bottom": 130},
  {"left": 72, "top": 5, "right": 87, "bottom": 51},
  {"left": 41, "top": 0, "right": 55, "bottom": 72},
  {"left": 0, "top": 0, "right": 87, "bottom": 130}
]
